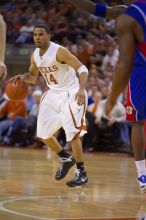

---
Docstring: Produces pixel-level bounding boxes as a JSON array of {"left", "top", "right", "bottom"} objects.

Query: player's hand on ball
[
  {"left": 75, "top": 88, "right": 86, "bottom": 105},
  {"left": 5, "top": 75, "right": 28, "bottom": 101},
  {"left": 0, "top": 61, "right": 7, "bottom": 81},
  {"left": 9, "top": 74, "right": 23, "bottom": 83}
]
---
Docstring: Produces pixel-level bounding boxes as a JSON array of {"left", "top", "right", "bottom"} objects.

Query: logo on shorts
[{"left": 126, "top": 106, "right": 133, "bottom": 115}]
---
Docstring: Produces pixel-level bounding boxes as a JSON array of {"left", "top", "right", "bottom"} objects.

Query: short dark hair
[{"left": 34, "top": 23, "right": 50, "bottom": 34}]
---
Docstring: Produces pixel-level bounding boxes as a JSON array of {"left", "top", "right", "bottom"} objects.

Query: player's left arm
[
  {"left": 57, "top": 47, "right": 88, "bottom": 105},
  {"left": 10, "top": 53, "right": 39, "bottom": 85},
  {"left": 105, "top": 14, "right": 136, "bottom": 115},
  {"left": 23, "top": 53, "right": 39, "bottom": 84}
]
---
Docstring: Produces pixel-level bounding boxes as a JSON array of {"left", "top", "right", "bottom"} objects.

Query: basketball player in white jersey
[
  {"left": 12, "top": 24, "right": 89, "bottom": 187},
  {"left": 0, "top": 14, "right": 7, "bottom": 81}
]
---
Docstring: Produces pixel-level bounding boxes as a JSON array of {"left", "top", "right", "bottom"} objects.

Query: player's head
[{"left": 33, "top": 24, "right": 51, "bottom": 49}]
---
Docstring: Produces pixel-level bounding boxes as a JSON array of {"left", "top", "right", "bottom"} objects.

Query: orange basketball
[{"left": 5, "top": 78, "right": 28, "bottom": 101}]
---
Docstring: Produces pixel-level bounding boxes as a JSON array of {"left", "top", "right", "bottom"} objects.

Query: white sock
[{"left": 135, "top": 160, "right": 146, "bottom": 177}]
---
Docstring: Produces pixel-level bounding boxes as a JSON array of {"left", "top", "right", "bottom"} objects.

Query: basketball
[{"left": 5, "top": 78, "right": 28, "bottom": 101}]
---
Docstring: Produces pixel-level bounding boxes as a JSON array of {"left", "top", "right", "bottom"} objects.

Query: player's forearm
[
  {"left": 79, "top": 72, "right": 88, "bottom": 89},
  {"left": 68, "top": 0, "right": 127, "bottom": 19},
  {"left": 0, "top": 15, "right": 6, "bottom": 62},
  {"left": 109, "top": 62, "right": 131, "bottom": 104},
  {"left": 68, "top": 0, "right": 95, "bottom": 14},
  {"left": 22, "top": 73, "right": 36, "bottom": 84},
  {"left": 107, "top": 5, "right": 128, "bottom": 19}
]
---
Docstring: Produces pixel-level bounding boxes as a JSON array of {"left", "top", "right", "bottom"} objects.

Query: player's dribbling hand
[
  {"left": 75, "top": 88, "right": 86, "bottom": 105},
  {"left": 9, "top": 74, "right": 23, "bottom": 83},
  {"left": 0, "top": 61, "right": 7, "bottom": 81}
]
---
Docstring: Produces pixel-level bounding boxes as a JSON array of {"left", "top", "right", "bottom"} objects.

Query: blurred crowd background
[{"left": 0, "top": 0, "right": 132, "bottom": 153}]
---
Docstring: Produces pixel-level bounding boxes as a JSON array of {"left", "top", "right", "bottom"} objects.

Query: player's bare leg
[
  {"left": 66, "top": 135, "right": 88, "bottom": 187},
  {"left": 41, "top": 136, "right": 75, "bottom": 180},
  {"left": 131, "top": 121, "right": 146, "bottom": 193},
  {"left": 132, "top": 121, "right": 145, "bottom": 161},
  {"left": 41, "top": 136, "right": 62, "bottom": 153},
  {"left": 71, "top": 136, "right": 84, "bottom": 162}
]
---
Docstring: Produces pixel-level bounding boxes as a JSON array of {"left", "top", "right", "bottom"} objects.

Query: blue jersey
[
  {"left": 125, "top": 0, "right": 146, "bottom": 66},
  {"left": 125, "top": 1, "right": 146, "bottom": 121}
]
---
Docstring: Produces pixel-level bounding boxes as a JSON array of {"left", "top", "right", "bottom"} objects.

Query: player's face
[{"left": 33, "top": 28, "right": 50, "bottom": 49}]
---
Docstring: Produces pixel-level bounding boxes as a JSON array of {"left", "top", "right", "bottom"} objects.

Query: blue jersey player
[
  {"left": 105, "top": 0, "right": 146, "bottom": 193},
  {"left": 69, "top": 0, "right": 146, "bottom": 193}
]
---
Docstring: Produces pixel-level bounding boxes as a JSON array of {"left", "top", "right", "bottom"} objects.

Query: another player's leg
[
  {"left": 41, "top": 136, "right": 75, "bottom": 180},
  {"left": 131, "top": 121, "right": 146, "bottom": 193},
  {"left": 66, "top": 135, "right": 88, "bottom": 187}
]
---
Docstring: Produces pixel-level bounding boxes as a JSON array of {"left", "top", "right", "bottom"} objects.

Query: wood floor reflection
[{"left": 0, "top": 147, "right": 146, "bottom": 220}]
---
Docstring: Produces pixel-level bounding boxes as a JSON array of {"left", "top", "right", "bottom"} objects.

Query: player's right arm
[
  {"left": 68, "top": 0, "right": 127, "bottom": 19},
  {"left": 105, "top": 14, "right": 136, "bottom": 116},
  {"left": 11, "top": 54, "right": 39, "bottom": 84},
  {"left": 22, "top": 54, "right": 39, "bottom": 84},
  {"left": 0, "top": 14, "right": 7, "bottom": 81}
]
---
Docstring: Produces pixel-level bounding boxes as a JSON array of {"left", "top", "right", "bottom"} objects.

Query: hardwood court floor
[{"left": 0, "top": 147, "right": 146, "bottom": 220}]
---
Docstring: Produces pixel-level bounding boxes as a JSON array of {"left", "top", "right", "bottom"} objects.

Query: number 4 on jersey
[{"left": 50, "top": 74, "right": 58, "bottom": 84}]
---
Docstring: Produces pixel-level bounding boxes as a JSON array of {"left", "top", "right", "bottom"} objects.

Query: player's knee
[
  {"left": 38, "top": 137, "right": 44, "bottom": 143},
  {"left": 38, "top": 136, "right": 52, "bottom": 144},
  {"left": 71, "top": 133, "right": 80, "bottom": 141}
]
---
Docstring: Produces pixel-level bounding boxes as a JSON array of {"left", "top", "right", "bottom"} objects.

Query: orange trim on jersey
[
  {"left": 72, "top": 125, "right": 87, "bottom": 140},
  {"left": 68, "top": 93, "right": 87, "bottom": 135},
  {"left": 38, "top": 91, "right": 48, "bottom": 115},
  {"left": 40, "top": 91, "right": 48, "bottom": 104}
]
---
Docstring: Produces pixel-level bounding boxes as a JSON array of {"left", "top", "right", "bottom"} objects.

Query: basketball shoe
[
  {"left": 66, "top": 169, "right": 88, "bottom": 187},
  {"left": 137, "top": 175, "right": 146, "bottom": 194},
  {"left": 55, "top": 156, "right": 75, "bottom": 180}
]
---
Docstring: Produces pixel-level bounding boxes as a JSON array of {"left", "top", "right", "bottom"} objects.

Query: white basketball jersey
[{"left": 33, "top": 41, "right": 79, "bottom": 91}]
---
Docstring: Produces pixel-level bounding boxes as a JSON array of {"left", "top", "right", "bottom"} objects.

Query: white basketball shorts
[{"left": 37, "top": 87, "right": 87, "bottom": 142}]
